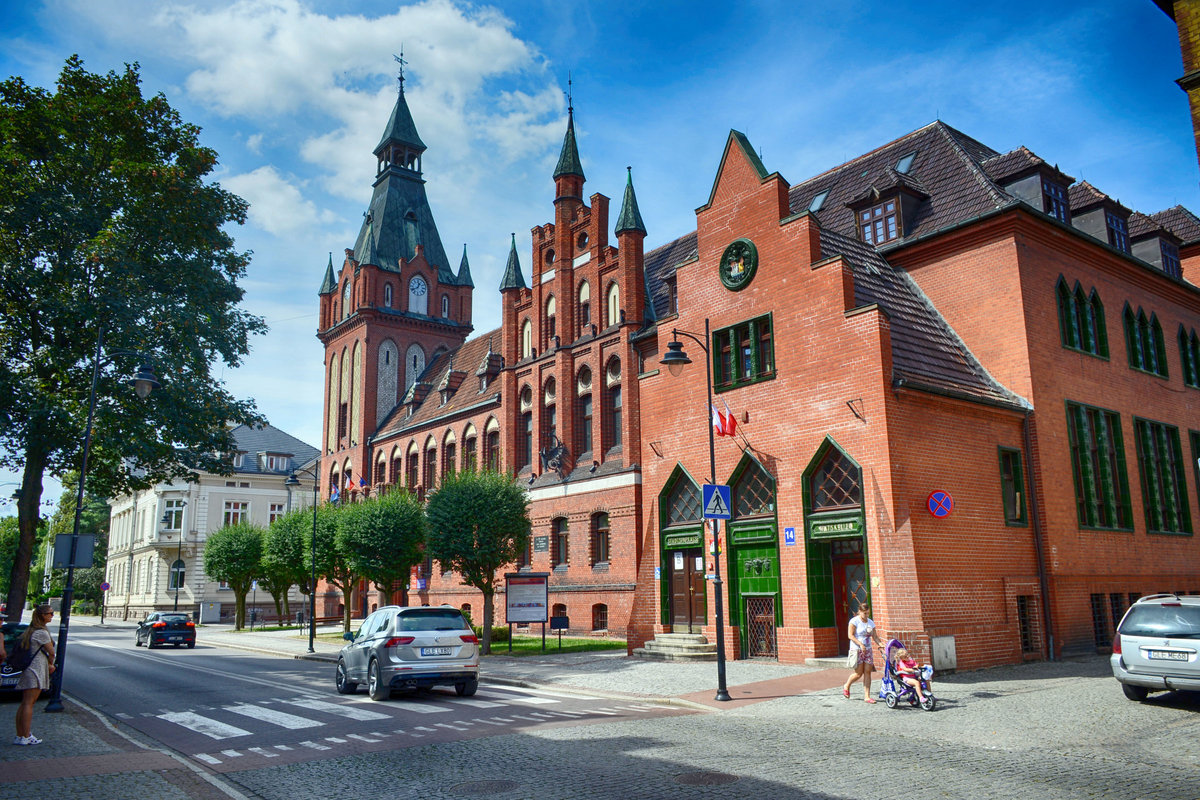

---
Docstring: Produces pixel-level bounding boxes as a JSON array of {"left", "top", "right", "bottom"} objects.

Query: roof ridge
[{"left": 931, "top": 122, "right": 1011, "bottom": 209}]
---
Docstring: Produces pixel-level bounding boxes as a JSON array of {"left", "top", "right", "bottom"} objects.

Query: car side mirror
[{"left": 342, "top": 631, "right": 354, "bottom": 642}]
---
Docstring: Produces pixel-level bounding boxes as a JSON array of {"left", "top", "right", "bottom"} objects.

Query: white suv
[{"left": 1111, "top": 594, "right": 1200, "bottom": 701}]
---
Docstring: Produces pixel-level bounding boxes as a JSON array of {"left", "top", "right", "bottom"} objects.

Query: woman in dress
[
  {"left": 13, "top": 604, "right": 55, "bottom": 745},
  {"left": 841, "top": 603, "right": 881, "bottom": 703}
]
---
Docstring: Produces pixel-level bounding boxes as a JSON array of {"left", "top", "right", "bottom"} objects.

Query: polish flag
[
  {"left": 723, "top": 401, "right": 737, "bottom": 437},
  {"left": 711, "top": 404, "right": 727, "bottom": 437}
]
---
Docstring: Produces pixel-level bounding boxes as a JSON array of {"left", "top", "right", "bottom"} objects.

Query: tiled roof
[
  {"left": 372, "top": 330, "right": 503, "bottom": 442},
  {"left": 1151, "top": 205, "right": 1200, "bottom": 245},
  {"left": 1128, "top": 211, "right": 1173, "bottom": 241},
  {"left": 230, "top": 423, "right": 320, "bottom": 475},
  {"left": 643, "top": 231, "right": 698, "bottom": 321},
  {"left": 1067, "top": 181, "right": 1110, "bottom": 212}
]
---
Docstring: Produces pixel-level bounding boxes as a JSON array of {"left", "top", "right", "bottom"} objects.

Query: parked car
[
  {"left": 1111, "top": 593, "right": 1200, "bottom": 701},
  {"left": 1, "top": 622, "right": 29, "bottom": 694},
  {"left": 336, "top": 605, "right": 479, "bottom": 700},
  {"left": 135, "top": 612, "right": 196, "bottom": 649}
]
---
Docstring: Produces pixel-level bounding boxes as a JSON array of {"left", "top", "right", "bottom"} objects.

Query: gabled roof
[
  {"left": 980, "top": 145, "right": 1074, "bottom": 186},
  {"left": 1128, "top": 211, "right": 1180, "bottom": 243},
  {"left": 228, "top": 423, "right": 320, "bottom": 475},
  {"left": 1067, "top": 180, "right": 1130, "bottom": 215},
  {"left": 1151, "top": 205, "right": 1200, "bottom": 245},
  {"left": 643, "top": 231, "right": 698, "bottom": 320}
]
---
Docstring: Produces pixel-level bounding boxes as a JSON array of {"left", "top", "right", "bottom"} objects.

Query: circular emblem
[
  {"left": 409, "top": 276, "right": 427, "bottom": 296},
  {"left": 719, "top": 238, "right": 758, "bottom": 291},
  {"left": 927, "top": 490, "right": 953, "bottom": 518}
]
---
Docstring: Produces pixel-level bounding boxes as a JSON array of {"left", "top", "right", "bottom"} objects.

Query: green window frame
[
  {"left": 1180, "top": 326, "right": 1200, "bottom": 389},
  {"left": 998, "top": 447, "right": 1027, "bottom": 526},
  {"left": 1054, "top": 277, "right": 1107, "bottom": 357},
  {"left": 1133, "top": 417, "right": 1192, "bottom": 535},
  {"left": 1066, "top": 401, "right": 1133, "bottom": 530},
  {"left": 712, "top": 313, "right": 774, "bottom": 392},
  {"left": 1123, "top": 303, "right": 1168, "bottom": 378},
  {"left": 1191, "top": 431, "right": 1200, "bottom": 518}
]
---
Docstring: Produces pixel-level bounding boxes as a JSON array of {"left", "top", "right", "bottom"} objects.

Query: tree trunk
[
  {"left": 481, "top": 587, "right": 494, "bottom": 655},
  {"left": 5, "top": 446, "right": 47, "bottom": 623}
]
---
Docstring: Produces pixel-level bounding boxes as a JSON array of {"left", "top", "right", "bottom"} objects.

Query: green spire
[
  {"left": 499, "top": 234, "right": 526, "bottom": 291},
  {"left": 615, "top": 166, "right": 646, "bottom": 234},
  {"left": 553, "top": 108, "right": 585, "bottom": 180},
  {"left": 375, "top": 86, "right": 426, "bottom": 155},
  {"left": 457, "top": 244, "right": 474, "bottom": 288},
  {"left": 319, "top": 252, "right": 337, "bottom": 294}
]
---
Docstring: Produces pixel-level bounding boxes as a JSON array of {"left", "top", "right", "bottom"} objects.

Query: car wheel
[
  {"left": 367, "top": 659, "right": 390, "bottom": 701},
  {"left": 147, "top": 638, "right": 158, "bottom": 649},
  {"left": 1122, "top": 683, "right": 1149, "bottom": 701},
  {"left": 455, "top": 678, "right": 479, "bottom": 697},
  {"left": 135, "top": 633, "right": 142, "bottom": 647},
  {"left": 186, "top": 641, "right": 195, "bottom": 649},
  {"left": 335, "top": 659, "right": 358, "bottom": 695}
]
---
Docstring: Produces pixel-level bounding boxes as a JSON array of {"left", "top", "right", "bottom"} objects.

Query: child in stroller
[{"left": 879, "top": 638, "right": 936, "bottom": 711}]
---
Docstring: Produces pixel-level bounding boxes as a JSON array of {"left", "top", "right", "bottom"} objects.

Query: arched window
[
  {"left": 576, "top": 367, "right": 593, "bottom": 456},
  {"left": 342, "top": 281, "right": 352, "bottom": 320},
  {"left": 545, "top": 295, "right": 557, "bottom": 344},
  {"left": 521, "top": 319, "right": 533, "bottom": 359},
  {"left": 406, "top": 443, "right": 420, "bottom": 490},
  {"left": 441, "top": 294, "right": 450, "bottom": 318},
  {"left": 578, "top": 281, "right": 591, "bottom": 335},
  {"left": 551, "top": 518, "right": 569, "bottom": 567},
  {"left": 375, "top": 453, "right": 387, "bottom": 488},
  {"left": 169, "top": 559, "right": 185, "bottom": 590},
  {"left": 442, "top": 431, "right": 457, "bottom": 477},
  {"left": 552, "top": 602, "right": 567, "bottom": 619},
  {"left": 519, "top": 386, "right": 533, "bottom": 471},
  {"left": 424, "top": 439, "right": 438, "bottom": 489},
  {"left": 606, "top": 282, "right": 620, "bottom": 327},
  {"left": 408, "top": 275, "right": 428, "bottom": 315},
  {"left": 484, "top": 418, "right": 501, "bottom": 472},
  {"left": 463, "top": 423, "right": 478, "bottom": 471},
  {"left": 591, "top": 603, "right": 608, "bottom": 631},
  {"left": 590, "top": 512, "right": 610, "bottom": 565},
  {"left": 384, "top": 283, "right": 394, "bottom": 308},
  {"left": 404, "top": 344, "right": 425, "bottom": 394},
  {"left": 1055, "top": 277, "right": 1108, "bottom": 357},
  {"left": 605, "top": 358, "right": 621, "bottom": 452},
  {"left": 390, "top": 446, "right": 402, "bottom": 485}
]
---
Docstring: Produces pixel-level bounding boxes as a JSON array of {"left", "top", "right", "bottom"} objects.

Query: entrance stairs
[{"left": 631, "top": 633, "right": 717, "bottom": 662}]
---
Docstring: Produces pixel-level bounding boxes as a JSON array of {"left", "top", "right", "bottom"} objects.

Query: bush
[
  {"left": 473, "top": 624, "right": 510, "bottom": 643},
  {"left": 72, "top": 600, "right": 96, "bottom": 614}
]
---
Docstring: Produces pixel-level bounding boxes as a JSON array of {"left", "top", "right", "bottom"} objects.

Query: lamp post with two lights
[
  {"left": 660, "top": 319, "right": 732, "bottom": 702},
  {"left": 285, "top": 467, "right": 320, "bottom": 654},
  {"left": 45, "top": 327, "right": 159, "bottom": 713}
]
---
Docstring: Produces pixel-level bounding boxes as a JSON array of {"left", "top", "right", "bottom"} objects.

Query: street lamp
[
  {"left": 286, "top": 468, "right": 320, "bottom": 654},
  {"left": 162, "top": 502, "right": 188, "bottom": 611},
  {"left": 660, "top": 319, "right": 731, "bottom": 702},
  {"left": 46, "top": 326, "right": 159, "bottom": 713}
]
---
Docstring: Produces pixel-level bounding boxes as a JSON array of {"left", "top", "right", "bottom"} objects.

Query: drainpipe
[{"left": 1022, "top": 411, "right": 1055, "bottom": 661}]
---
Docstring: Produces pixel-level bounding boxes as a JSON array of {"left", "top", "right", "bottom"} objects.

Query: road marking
[
  {"left": 543, "top": 710, "right": 584, "bottom": 717},
  {"left": 324, "top": 737, "right": 347, "bottom": 744},
  {"left": 346, "top": 733, "right": 380, "bottom": 743},
  {"left": 195, "top": 754, "right": 221, "bottom": 764},
  {"left": 489, "top": 716, "right": 515, "bottom": 723},
  {"left": 526, "top": 712, "right": 556, "bottom": 718},
  {"left": 115, "top": 712, "right": 132, "bottom": 719},
  {"left": 621, "top": 705, "right": 656, "bottom": 712},
  {"left": 445, "top": 697, "right": 504, "bottom": 708},
  {"left": 224, "top": 703, "right": 324, "bottom": 729},
  {"left": 506, "top": 695, "right": 559, "bottom": 705},
  {"left": 588, "top": 708, "right": 620, "bottom": 715},
  {"left": 299, "top": 740, "right": 330, "bottom": 751},
  {"left": 497, "top": 685, "right": 587, "bottom": 699},
  {"left": 274, "top": 744, "right": 294, "bottom": 751},
  {"left": 284, "top": 698, "right": 391, "bottom": 721},
  {"left": 395, "top": 702, "right": 451, "bottom": 714},
  {"left": 477, "top": 718, "right": 508, "bottom": 726},
  {"left": 435, "top": 722, "right": 470, "bottom": 731},
  {"left": 220, "top": 749, "right": 243, "bottom": 757},
  {"left": 510, "top": 714, "right": 542, "bottom": 721},
  {"left": 158, "top": 712, "right": 252, "bottom": 740},
  {"left": 247, "top": 747, "right": 280, "bottom": 758}
]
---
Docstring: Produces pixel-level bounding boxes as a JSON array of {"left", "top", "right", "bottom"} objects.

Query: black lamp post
[
  {"left": 162, "top": 502, "right": 188, "bottom": 612},
  {"left": 46, "top": 326, "right": 158, "bottom": 713},
  {"left": 286, "top": 468, "right": 320, "bottom": 654},
  {"left": 660, "top": 319, "right": 731, "bottom": 702}
]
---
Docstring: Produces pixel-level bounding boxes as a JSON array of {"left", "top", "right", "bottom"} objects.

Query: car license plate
[
  {"left": 1148, "top": 650, "right": 1188, "bottom": 661},
  {"left": 168, "top": 635, "right": 181, "bottom": 641},
  {"left": 1, "top": 674, "right": 18, "bottom": 688},
  {"left": 420, "top": 647, "right": 452, "bottom": 656}
]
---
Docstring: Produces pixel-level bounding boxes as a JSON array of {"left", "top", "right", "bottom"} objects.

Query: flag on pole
[
  {"left": 711, "top": 404, "right": 726, "bottom": 437},
  {"left": 358, "top": 476, "right": 367, "bottom": 488},
  {"left": 723, "top": 401, "right": 737, "bottom": 437},
  {"left": 330, "top": 485, "right": 340, "bottom": 504}
]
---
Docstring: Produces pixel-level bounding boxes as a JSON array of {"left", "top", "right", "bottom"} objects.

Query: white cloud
[{"left": 223, "top": 165, "right": 337, "bottom": 236}]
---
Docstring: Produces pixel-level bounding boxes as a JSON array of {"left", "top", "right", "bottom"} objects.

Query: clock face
[
  {"left": 719, "top": 238, "right": 758, "bottom": 291},
  {"left": 409, "top": 276, "right": 428, "bottom": 296}
]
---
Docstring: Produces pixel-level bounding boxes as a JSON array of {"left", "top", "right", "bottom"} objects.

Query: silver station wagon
[
  {"left": 1111, "top": 593, "right": 1200, "bottom": 701},
  {"left": 336, "top": 605, "right": 480, "bottom": 700}
]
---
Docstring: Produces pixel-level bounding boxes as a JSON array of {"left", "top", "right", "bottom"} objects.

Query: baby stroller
[{"left": 878, "top": 638, "right": 936, "bottom": 711}]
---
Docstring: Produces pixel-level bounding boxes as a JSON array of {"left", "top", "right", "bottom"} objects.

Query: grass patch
[{"left": 483, "top": 635, "right": 626, "bottom": 657}]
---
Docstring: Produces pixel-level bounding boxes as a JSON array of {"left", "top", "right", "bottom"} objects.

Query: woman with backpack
[{"left": 13, "top": 604, "right": 55, "bottom": 746}]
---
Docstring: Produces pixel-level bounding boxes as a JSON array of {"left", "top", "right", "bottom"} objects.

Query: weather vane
[
  {"left": 393, "top": 48, "right": 406, "bottom": 93},
  {"left": 566, "top": 72, "right": 573, "bottom": 114}
]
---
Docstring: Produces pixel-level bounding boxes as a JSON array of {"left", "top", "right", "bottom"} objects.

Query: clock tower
[{"left": 317, "top": 75, "right": 473, "bottom": 500}]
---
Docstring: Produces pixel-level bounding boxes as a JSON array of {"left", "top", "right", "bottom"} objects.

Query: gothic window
[
  {"left": 441, "top": 294, "right": 450, "bottom": 318},
  {"left": 406, "top": 446, "right": 420, "bottom": 490},
  {"left": 664, "top": 474, "right": 702, "bottom": 527},
  {"left": 576, "top": 367, "right": 593, "bottom": 456},
  {"left": 810, "top": 447, "right": 862, "bottom": 512},
  {"left": 733, "top": 459, "right": 775, "bottom": 518},
  {"left": 342, "top": 282, "right": 352, "bottom": 320},
  {"left": 606, "top": 283, "right": 620, "bottom": 328},
  {"left": 485, "top": 418, "right": 501, "bottom": 472},
  {"left": 551, "top": 517, "right": 569, "bottom": 567},
  {"left": 424, "top": 441, "right": 437, "bottom": 489},
  {"left": 578, "top": 281, "right": 591, "bottom": 335},
  {"left": 545, "top": 295, "right": 557, "bottom": 344},
  {"left": 1123, "top": 304, "right": 1167, "bottom": 378},
  {"left": 390, "top": 447, "right": 402, "bottom": 484},
  {"left": 464, "top": 435, "right": 477, "bottom": 471},
  {"left": 443, "top": 439, "right": 456, "bottom": 477},
  {"left": 1055, "top": 278, "right": 1108, "bottom": 358},
  {"left": 522, "top": 319, "right": 533, "bottom": 359},
  {"left": 605, "top": 358, "right": 621, "bottom": 452},
  {"left": 1180, "top": 326, "right": 1200, "bottom": 389},
  {"left": 590, "top": 512, "right": 610, "bottom": 565},
  {"left": 384, "top": 283, "right": 393, "bottom": 308}
]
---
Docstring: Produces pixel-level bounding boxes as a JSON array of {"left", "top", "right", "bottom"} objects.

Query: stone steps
[{"left": 631, "top": 633, "right": 717, "bottom": 662}]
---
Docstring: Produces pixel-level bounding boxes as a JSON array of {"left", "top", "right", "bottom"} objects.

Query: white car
[{"left": 1111, "top": 594, "right": 1200, "bottom": 701}]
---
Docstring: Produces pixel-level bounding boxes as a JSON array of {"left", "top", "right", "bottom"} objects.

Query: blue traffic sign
[{"left": 702, "top": 484, "right": 732, "bottom": 519}]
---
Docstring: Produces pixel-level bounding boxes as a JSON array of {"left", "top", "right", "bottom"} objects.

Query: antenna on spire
[
  {"left": 566, "top": 72, "right": 573, "bottom": 115},
  {"left": 393, "top": 47, "right": 407, "bottom": 94}
]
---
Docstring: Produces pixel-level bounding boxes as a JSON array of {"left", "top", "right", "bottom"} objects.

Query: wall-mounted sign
[
  {"left": 674, "top": 552, "right": 684, "bottom": 570},
  {"left": 664, "top": 531, "right": 702, "bottom": 549},
  {"left": 533, "top": 535, "right": 549, "bottom": 552},
  {"left": 783, "top": 526, "right": 796, "bottom": 546},
  {"left": 927, "top": 490, "right": 953, "bottom": 518},
  {"left": 719, "top": 238, "right": 758, "bottom": 291},
  {"left": 807, "top": 513, "right": 863, "bottom": 540}
]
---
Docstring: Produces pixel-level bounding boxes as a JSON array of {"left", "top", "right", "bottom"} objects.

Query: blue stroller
[{"left": 878, "top": 638, "right": 936, "bottom": 711}]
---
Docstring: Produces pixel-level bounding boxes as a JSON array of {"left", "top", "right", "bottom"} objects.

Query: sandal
[
  {"left": 864, "top": 697, "right": 877, "bottom": 704},
  {"left": 842, "top": 688, "right": 850, "bottom": 698}
]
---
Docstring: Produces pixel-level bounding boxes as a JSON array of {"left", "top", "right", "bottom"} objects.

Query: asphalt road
[{"left": 62, "top": 625, "right": 695, "bottom": 775}]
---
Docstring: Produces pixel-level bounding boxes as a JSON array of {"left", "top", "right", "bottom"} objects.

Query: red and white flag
[
  {"left": 711, "top": 404, "right": 727, "bottom": 437},
  {"left": 723, "top": 401, "right": 737, "bottom": 437}
]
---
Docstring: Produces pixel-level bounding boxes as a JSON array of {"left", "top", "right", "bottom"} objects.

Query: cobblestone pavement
[{"left": 3, "top": 618, "right": 1198, "bottom": 799}]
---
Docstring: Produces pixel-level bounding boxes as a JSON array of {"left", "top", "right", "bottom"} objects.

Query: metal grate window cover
[
  {"left": 745, "top": 596, "right": 777, "bottom": 659},
  {"left": 812, "top": 449, "right": 862, "bottom": 510},
  {"left": 666, "top": 478, "right": 702, "bottom": 526},
  {"left": 735, "top": 460, "right": 775, "bottom": 517}
]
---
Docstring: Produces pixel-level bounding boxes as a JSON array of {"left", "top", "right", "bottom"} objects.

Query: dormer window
[
  {"left": 895, "top": 152, "right": 916, "bottom": 174},
  {"left": 1042, "top": 180, "right": 1070, "bottom": 223},
  {"left": 1106, "top": 212, "right": 1129, "bottom": 253},
  {"left": 1161, "top": 241, "right": 1182, "bottom": 279},
  {"left": 859, "top": 199, "right": 898, "bottom": 245}
]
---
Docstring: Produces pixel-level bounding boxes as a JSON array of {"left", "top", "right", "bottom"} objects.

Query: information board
[{"left": 505, "top": 572, "right": 549, "bottom": 624}]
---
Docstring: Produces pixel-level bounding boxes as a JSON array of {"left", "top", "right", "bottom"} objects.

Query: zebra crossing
[{"left": 129, "top": 685, "right": 668, "bottom": 765}]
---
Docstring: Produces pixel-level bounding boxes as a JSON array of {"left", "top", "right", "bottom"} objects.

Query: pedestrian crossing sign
[{"left": 702, "top": 484, "right": 732, "bottom": 519}]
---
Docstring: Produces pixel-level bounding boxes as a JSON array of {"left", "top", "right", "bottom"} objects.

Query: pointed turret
[
  {"left": 375, "top": 86, "right": 426, "bottom": 157},
  {"left": 553, "top": 107, "right": 585, "bottom": 181},
  {"left": 457, "top": 244, "right": 474, "bottom": 288},
  {"left": 615, "top": 167, "right": 646, "bottom": 234},
  {"left": 499, "top": 234, "right": 527, "bottom": 291},
  {"left": 319, "top": 252, "right": 337, "bottom": 294}
]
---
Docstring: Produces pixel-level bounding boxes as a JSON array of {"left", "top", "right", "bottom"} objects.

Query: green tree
[
  {"left": 426, "top": 470, "right": 530, "bottom": 654},
  {"left": 0, "top": 56, "right": 264, "bottom": 622},
  {"left": 45, "top": 472, "right": 110, "bottom": 610},
  {"left": 337, "top": 489, "right": 426, "bottom": 607},
  {"left": 263, "top": 509, "right": 314, "bottom": 621},
  {"left": 204, "top": 523, "right": 263, "bottom": 630},
  {"left": 0, "top": 515, "right": 20, "bottom": 598},
  {"left": 309, "top": 503, "right": 357, "bottom": 632}
]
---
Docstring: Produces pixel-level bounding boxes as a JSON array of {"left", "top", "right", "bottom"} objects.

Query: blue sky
[{"left": 0, "top": 0, "right": 1190, "bottom": 507}]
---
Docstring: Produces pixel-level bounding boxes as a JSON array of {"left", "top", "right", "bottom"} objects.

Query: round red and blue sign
[{"left": 927, "top": 490, "right": 953, "bottom": 518}]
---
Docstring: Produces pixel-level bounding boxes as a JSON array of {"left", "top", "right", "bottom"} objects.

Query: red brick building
[{"left": 317, "top": 84, "right": 1200, "bottom": 670}]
